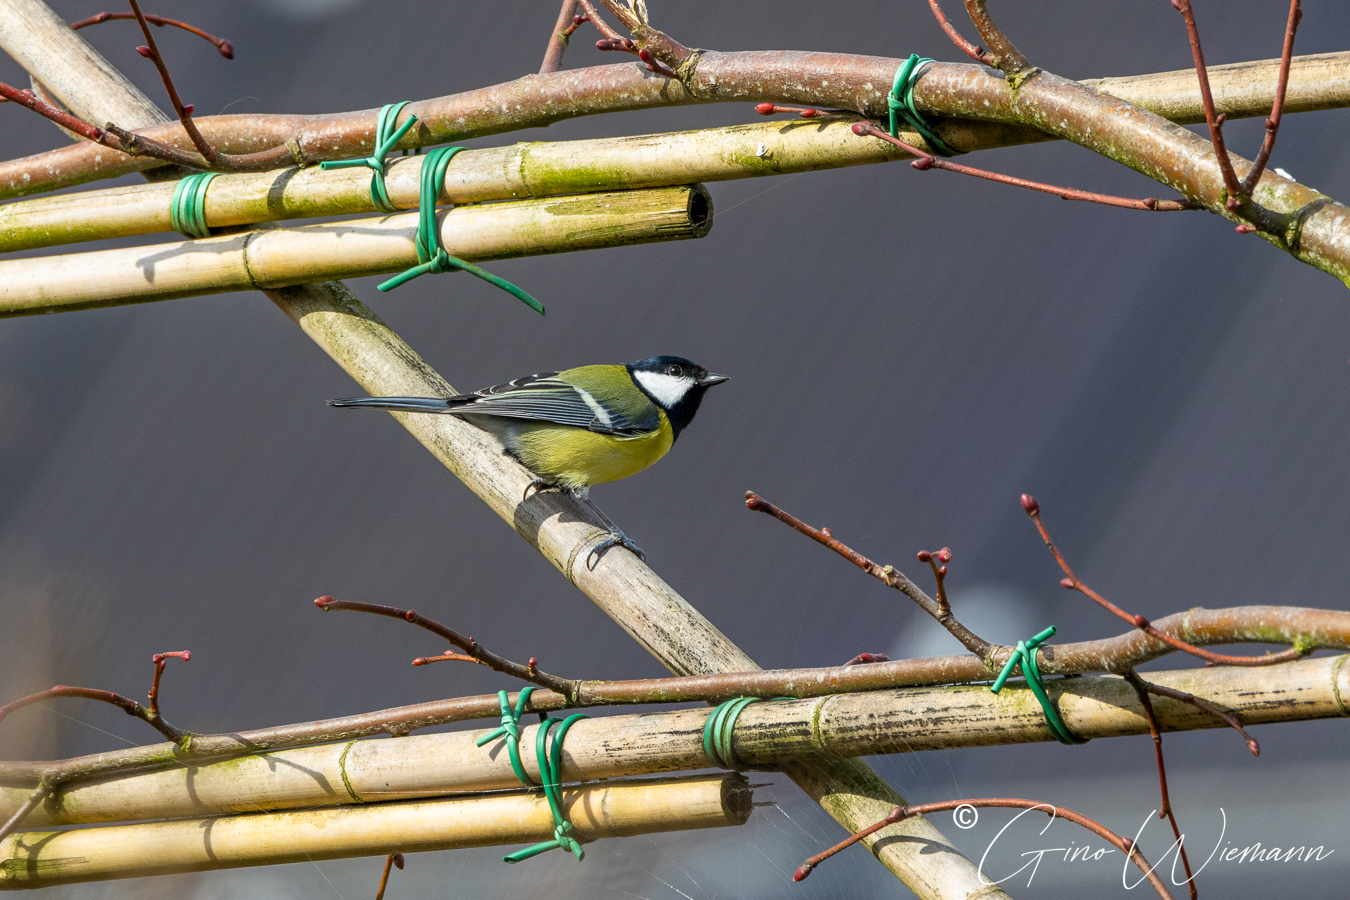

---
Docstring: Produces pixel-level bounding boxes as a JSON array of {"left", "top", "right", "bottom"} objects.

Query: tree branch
[{"left": 314, "top": 597, "right": 579, "bottom": 698}]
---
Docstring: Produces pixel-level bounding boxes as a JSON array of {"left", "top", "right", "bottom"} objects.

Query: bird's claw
[
  {"left": 586, "top": 529, "right": 646, "bottom": 568},
  {"left": 523, "top": 477, "right": 562, "bottom": 500}
]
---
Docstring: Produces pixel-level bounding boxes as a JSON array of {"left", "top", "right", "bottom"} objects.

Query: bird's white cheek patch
[{"left": 632, "top": 371, "right": 693, "bottom": 407}]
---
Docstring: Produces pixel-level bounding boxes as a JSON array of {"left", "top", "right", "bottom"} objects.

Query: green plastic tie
[
  {"left": 320, "top": 101, "right": 418, "bottom": 213},
  {"left": 169, "top": 172, "right": 218, "bottom": 239},
  {"left": 889, "top": 54, "right": 960, "bottom": 157},
  {"left": 477, "top": 689, "right": 587, "bottom": 863},
  {"left": 375, "top": 145, "right": 545, "bottom": 315},
  {"left": 503, "top": 713, "right": 589, "bottom": 863},
  {"left": 703, "top": 697, "right": 761, "bottom": 770},
  {"left": 475, "top": 689, "right": 538, "bottom": 786},
  {"left": 991, "top": 626, "right": 1088, "bottom": 746}
]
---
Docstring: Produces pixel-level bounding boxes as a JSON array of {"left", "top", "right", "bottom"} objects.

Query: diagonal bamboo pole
[
  {"left": 3, "top": 654, "right": 1343, "bottom": 829},
  {"left": 0, "top": 5, "right": 1001, "bottom": 899}
]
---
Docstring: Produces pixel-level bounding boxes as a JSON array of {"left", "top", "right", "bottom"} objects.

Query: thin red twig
[
  {"left": 754, "top": 103, "right": 823, "bottom": 118},
  {"left": 147, "top": 650, "right": 190, "bottom": 718},
  {"left": 745, "top": 491, "right": 993, "bottom": 658},
  {"left": 1021, "top": 494, "right": 1305, "bottom": 667},
  {"left": 375, "top": 853, "right": 404, "bottom": 900},
  {"left": 1143, "top": 678, "right": 1260, "bottom": 757},
  {"left": 581, "top": 0, "right": 678, "bottom": 78},
  {"left": 917, "top": 548, "right": 953, "bottom": 614},
  {"left": 0, "top": 648, "right": 192, "bottom": 744},
  {"left": 1241, "top": 0, "right": 1302, "bottom": 194},
  {"left": 314, "top": 597, "right": 578, "bottom": 697},
  {"left": 794, "top": 799, "right": 1174, "bottom": 899},
  {"left": 853, "top": 121, "right": 1196, "bottom": 211},
  {"left": 1126, "top": 672, "right": 1197, "bottom": 900},
  {"left": 961, "top": 0, "right": 1034, "bottom": 78},
  {"left": 68, "top": 11, "right": 234, "bottom": 59},
  {"left": 127, "top": 0, "right": 217, "bottom": 165},
  {"left": 0, "top": 785, "right": 49, "bottom": 844},
  {"left": 539, "top": 0, "right": 583, "bottom": 75},
  {"left": 926, "top": 0, "right": 993, "bottom": 65},
  {"left": 1173, "top": 0, "right": 1243, "bottom": 206}
]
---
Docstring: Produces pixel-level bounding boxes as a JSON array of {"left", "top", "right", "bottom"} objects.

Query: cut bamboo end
[
  {"left": 0, "top": 184, "right": 712, "bottom": 318},
  {"left": 0, "top": 773, "right": 750, "bottom": 889}
]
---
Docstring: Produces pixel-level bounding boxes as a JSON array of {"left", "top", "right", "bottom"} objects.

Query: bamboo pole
[
  {"left": 0, "top": 121, "right": 890, "bottom": 253},
  {"left": 0, "top": 773, "right": 751, "bottom": 889},
  {"left": 0, "top": 7, "right": 992, "bottom": 899},
  {"left": 3, "top": 654, "right": 1342, "bottom": 829},
  {"left": 0, "top": 185, "right": 711, "bottom": 316}
]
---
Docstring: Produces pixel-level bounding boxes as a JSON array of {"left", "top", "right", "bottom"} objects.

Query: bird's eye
[{"left": 665, "top": 364, "right": 684, "bottom": 377}]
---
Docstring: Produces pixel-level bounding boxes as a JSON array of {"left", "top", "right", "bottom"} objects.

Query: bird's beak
[{"left": 699, "top": 373, "right": 729, "bottom": 386}]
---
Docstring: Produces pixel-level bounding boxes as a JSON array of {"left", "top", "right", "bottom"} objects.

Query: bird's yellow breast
[{"left": 508, "top": 412, "right": 675, "bottom": 490}]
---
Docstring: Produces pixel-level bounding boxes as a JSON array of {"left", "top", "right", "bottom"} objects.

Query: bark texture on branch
[{"left": 1, "top": 50, "right": 1347, "bottom": 201}]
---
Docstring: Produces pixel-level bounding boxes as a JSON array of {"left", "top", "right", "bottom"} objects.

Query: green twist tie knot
[
  {"left": 169, "top": 172, "right": 218, "bottom": 239},
  {"left": 375, "top": 145, "right": 545, "bottom": 315},
  {"left": 475, "top": 689, "right": 538, "bottom": 786},
  {"left": 501, "top": 712, "right": 589, "bottom": 863},
  {"left": 889, "top": 54, "right": 960, "bottom": 157},
  {"left": 991, "top": 626, "right": 1088, "bottom": 746},
  {"left": 320, "top": 101, "right": 418, "bottom": 213}
]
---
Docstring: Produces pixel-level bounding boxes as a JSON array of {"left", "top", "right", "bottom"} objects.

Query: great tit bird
[{"left": 328, "top": 355, "right": 728, "bottom": 560}]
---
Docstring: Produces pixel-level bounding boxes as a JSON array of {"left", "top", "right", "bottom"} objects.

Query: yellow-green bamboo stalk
[
  {"left": 0, "top": 184, "right": 710, "bottom": 316},
  {"left": 4, "top": 654, "right": 1342, "bottom": 829},
  {"left": 0, "top": 773, "right": 750, "bottom": 890},
  {"left": 0, "top": 121, "right": 887, "bottom": 253}
]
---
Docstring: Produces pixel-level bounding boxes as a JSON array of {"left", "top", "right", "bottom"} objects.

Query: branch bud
[
  {"left": 1133, "top": 615, "right": 1149, "bottom": 628},
  {"left": 182, "top": 104, "right": 194, "bottom": 117},
  {"left": 937, "top": 548, "right": 952, "bottom": 563},
  {"left": 755, "top": 102, "right": 775, "bottom": 115},
  {"left": 1060, "top": 577, "right": 1075, "bottom": 589},
  {"left": 217, "top": 40, "right": 234, "bottom": 59},
  {"left": 136, "top": 46, "right": 152, "bottom": 57},
  {"left": 911, "top": 156, "right": 935, "bottom": 170},
  {"left": 916, "top": 550, "right": 931, "bottom": 562},
  {"left": 851, "top": 122, "right": 871, "bottom": 136},
  {"left": 314, "top": 596, "right": 335, "bottom": 609},
  {"left": 1020, "top": 494, "right": 1039, "bottom": 515},
  {"left": 595, "top": 39, "right": 614, "bottom": 50},
  {"left": 793, "top": 863, "right": 814, "bottom": 882}
]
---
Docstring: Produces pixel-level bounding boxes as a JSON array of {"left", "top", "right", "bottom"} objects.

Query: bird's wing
[{"left": 445, "top": 370, "right": 659, "bottom": 436}]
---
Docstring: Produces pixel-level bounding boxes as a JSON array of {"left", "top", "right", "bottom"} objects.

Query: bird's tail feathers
[{"left": 327, "top": 396, "right": 456, "bottom": 413}]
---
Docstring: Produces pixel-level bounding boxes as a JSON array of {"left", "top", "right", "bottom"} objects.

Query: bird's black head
[{"left": 626, "top": 355, "right": 728, "bottom": 440}]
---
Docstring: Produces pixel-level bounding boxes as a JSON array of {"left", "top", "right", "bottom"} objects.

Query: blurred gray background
[{"left": 1, "top": 1, "right": 1348, "bottom": 898}]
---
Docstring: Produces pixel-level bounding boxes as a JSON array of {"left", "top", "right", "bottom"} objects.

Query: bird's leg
[{"left": 573, "top": 490, "right": 646, "bottom": 564}]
